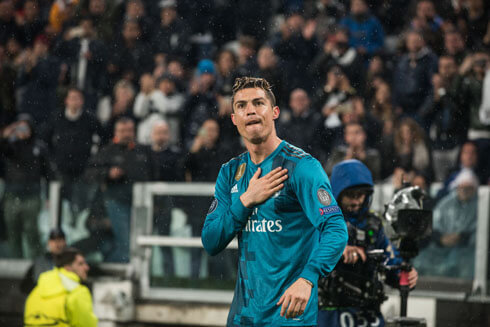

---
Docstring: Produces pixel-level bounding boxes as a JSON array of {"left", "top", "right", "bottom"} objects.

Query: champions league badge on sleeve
[
  {"left": 208, "top": 198, "right": 218, "bottom": 214},
  {"left": 317, "top": 188, "right": 332, "bottom": 206}
]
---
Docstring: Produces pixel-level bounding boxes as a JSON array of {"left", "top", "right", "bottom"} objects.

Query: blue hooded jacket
[{"left": 330, "top": 159, "right": 374, "bottom": 201}]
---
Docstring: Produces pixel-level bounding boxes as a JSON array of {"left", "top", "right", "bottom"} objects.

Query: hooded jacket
[
  {"left": 24, "top": 268, "right": 97, "bottom": 327},
  {"left": 330, "top": 159, "right": 373, "bottom": 201}
]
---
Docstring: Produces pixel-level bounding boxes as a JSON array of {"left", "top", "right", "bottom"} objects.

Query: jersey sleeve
[
  {"left": 201, "top": 163, "right": 253, "bottom": 256},
  {"left": 291, "top": 157, "right": 348, "bottom": 283}
]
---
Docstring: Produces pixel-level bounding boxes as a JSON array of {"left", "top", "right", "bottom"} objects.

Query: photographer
[{"left": 318, "top": 159, "right": 418, "bottom": 327}]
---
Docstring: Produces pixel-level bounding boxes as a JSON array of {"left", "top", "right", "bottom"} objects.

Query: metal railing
[{"left": 0, "top": 181, "right": 488, "bottom": 303}]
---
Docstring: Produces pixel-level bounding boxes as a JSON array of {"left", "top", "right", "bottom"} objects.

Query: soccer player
[{"left": 202, "top": 77, "right": 348, "bottom": 326}]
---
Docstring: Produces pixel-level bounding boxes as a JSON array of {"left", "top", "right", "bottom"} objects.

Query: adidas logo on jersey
[{"left": 231, "top": 184, "right": 238, "bottom": 193}]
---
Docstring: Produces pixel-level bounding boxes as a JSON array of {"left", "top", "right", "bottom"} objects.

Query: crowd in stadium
[{"left": 0, "top": 0, "right": 489, "bottom": 275}]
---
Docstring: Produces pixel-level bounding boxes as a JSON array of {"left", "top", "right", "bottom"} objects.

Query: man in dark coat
[{"left": 85, "top": 117, "right": 152, "bottom": 262}]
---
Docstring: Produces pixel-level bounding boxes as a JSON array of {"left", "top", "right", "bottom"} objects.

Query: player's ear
[
  {"left": 231, "top": 113, "right": 237, "bottom": 126},
  {"left": 272, "top": 106, "right": 280, "bottom": 120}
]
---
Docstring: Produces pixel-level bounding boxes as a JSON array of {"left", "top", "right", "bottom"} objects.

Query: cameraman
[{"left": 318, "top": 159, "right": 418, "bottom": 327}]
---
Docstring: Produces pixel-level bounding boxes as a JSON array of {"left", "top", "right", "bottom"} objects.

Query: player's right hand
[{"left": 240, "top": 167, "right": 288, "bottom": 208}]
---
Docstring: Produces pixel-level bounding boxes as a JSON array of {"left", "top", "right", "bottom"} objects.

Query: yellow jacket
[{"left": 24, "top": 267, "right": 98, "bottom": 327}]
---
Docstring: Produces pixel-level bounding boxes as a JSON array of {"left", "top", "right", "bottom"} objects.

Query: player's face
[{"left": 231, "top": 88, "right": 279, "bottom": 145}]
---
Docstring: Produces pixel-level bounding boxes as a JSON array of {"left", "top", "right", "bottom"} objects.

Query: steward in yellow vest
[{"left": 24, "top": 248, "right": 97, "bottom": 327}]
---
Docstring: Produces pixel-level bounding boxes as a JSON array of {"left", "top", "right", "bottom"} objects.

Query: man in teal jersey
[{"left": 202, "top": 77, "right": 348, "bottom": 326}]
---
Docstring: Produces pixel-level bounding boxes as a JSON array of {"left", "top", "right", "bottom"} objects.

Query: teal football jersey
[{"left": 202, "top": 141, "right": 348, "bottom": 326}]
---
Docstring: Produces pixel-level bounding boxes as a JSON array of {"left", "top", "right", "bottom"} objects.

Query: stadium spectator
[
  {"left": 313, "top": 64, "right": 356, "bottom": 117},
  {"left": 41, "top": 87, "right": 102, "bottom": 220},
  {"left": 310, "top": 0, "right": 345, "bottom": 39},
  {"left": 387, "top": 117, "right": 433, "bottom": 181},
  {"left": 454, "top": 0, "right": 489, "bottom": 49},
  {"left": 184, "top": 118, "right": 223, "bottom": 182},
  {"left": 392, "top": 30, "right": 438, "bottom": 125},
  {"left": 255, "top": 45, "right": 286, "bottom": 106},
  {"left": 80, "top": 0, "right": 115, "bottom": 43},
  {"left": 270, "top": 11, "right": 317, "bottom": 90},
  {"left": 17, "top": 34, "right": 60, "bottom": 125},
  {"left": 456, "top": 50, "right": 490, "bottom": 182},
  {"left": 410, "top": 0, "right": 444, "bottom": 52},
  {"left": 339, "top": 0, "right": 385, "bottom": 57},
  {"left": 116, "top": 0, "right": 155, "bottom": 44},
  {"left": 437, "top": 141, "right": 486, "bottom": 200},
  {"left": 443, "top": 29, "right": 468, "bottom": 64},
  {"left": 166, "top": 57, "right": 187, "bottom": 90},
  {"left": 97, "top": 79, "right": 136, "bottom": 140},
  {"left": 350, "top": 96, "right": 383, "bottom": 150},
  {"left": 215, "top": 48, "right": 238, "bottom": 96},
  {"left": 364, "top": 55, "right": 390, "bottom": 101},
  {"left": 277, "top": 88, "right": 321, "bottom": 154},
  {"left": 24, "top": 247, "right": 97, "bottom": 327},
  {"left": 54, "top": 15, "right": 109, "bottom": 111},
  {"left": 325, "top": 122, "right": 381, "bottom": 181},
  {"left": 149, "top": 120, "right": 183, "bottom": 182},
  {"left": 310, "top": 27, "right": 366, "bottom": 92},
  {"left": 184, "top": 118, "right": 225, "bottom": 279},
  {"left": 1, "top": 114, "right": 51, "bottom": 259},
  {"left": 107, "top": 19, "right": 153, "bottom": 87},
  {"left": 85, "top": 117, "right": 151, "bottom": 262},
  {"left": 216, "top": 93, "right": 242, "bottom": 156},
  {"left": 149, "top": 119, "right": 184, "bottom": 277},
  {"left": 20, "top": 228, "right": 67, "bottom": 294},
  {"left": 313, "top": 65, "right": 357, "bottom": 154},
  {"left": 427, "top": 55, "right": 462, "bottom": 180},
  {"left": 181, "top": 59, "right": 218, "bottom": 149},
  {"left": 415, "top": 169, "right": 478, "bottom": 279},
  {"left": 236, "top": 35, "right": 258, "bottom": 77},
  {"left": 133, "top": 73, "right": 163, "bottom": 145},
  {"left": 152, "top": 73, "right": 185, "bottom": 144},
  {"left": 151, "top": 0, "right": 191, "bottom": 61},
  {"left": 369, "top": 81, "right": 395, "bottom": 139},
  {"left": 17, "top": 0, "right": 46, "bottom": 47}
]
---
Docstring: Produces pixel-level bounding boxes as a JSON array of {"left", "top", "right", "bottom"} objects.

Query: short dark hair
[
  {"left": 66, "top": 86, "right": 84, "bottom": 97},
  {"left": 231, "top": 77, "right": 276, "bottom": 109},
  {"left": 55, "top": 247, "right": 83, "bottom": 267},
  {"left": 115, "top": 116, "right": 134, "bottom": 127}
]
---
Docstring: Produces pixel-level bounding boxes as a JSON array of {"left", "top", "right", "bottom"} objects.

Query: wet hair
[
  {"left": 55, "top": 247, "right": 82, "bottom": 267},
  {"left": 231, "top": 77, "right": 276, "bottom": 109}
]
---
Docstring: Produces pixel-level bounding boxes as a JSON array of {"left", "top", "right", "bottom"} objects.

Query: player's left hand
[
  {"left": 277, "top": 278, "right": 312, "bottom": 319},
  {"left": 408, "top": 267, "right": 418, "bottom": 289}
]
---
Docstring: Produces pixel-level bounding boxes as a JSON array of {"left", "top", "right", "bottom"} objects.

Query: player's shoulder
[
  {"left": 280, "top": 142, "right": 312, "bottom": 162},
  {"left": 280, "top": 142, "right": 324, "bottom": 171},
  {"left": 219, "top": 151, "right": 248, "bottom": 177}
]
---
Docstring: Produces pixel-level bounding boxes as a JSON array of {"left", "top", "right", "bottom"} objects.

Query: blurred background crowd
[{"left": 0, "top": 0, "right": 489, "bottom": 279}]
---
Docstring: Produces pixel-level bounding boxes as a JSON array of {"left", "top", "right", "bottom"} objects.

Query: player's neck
[{"left": 245, "top": 135, "right": 282, "bottom": 165}]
